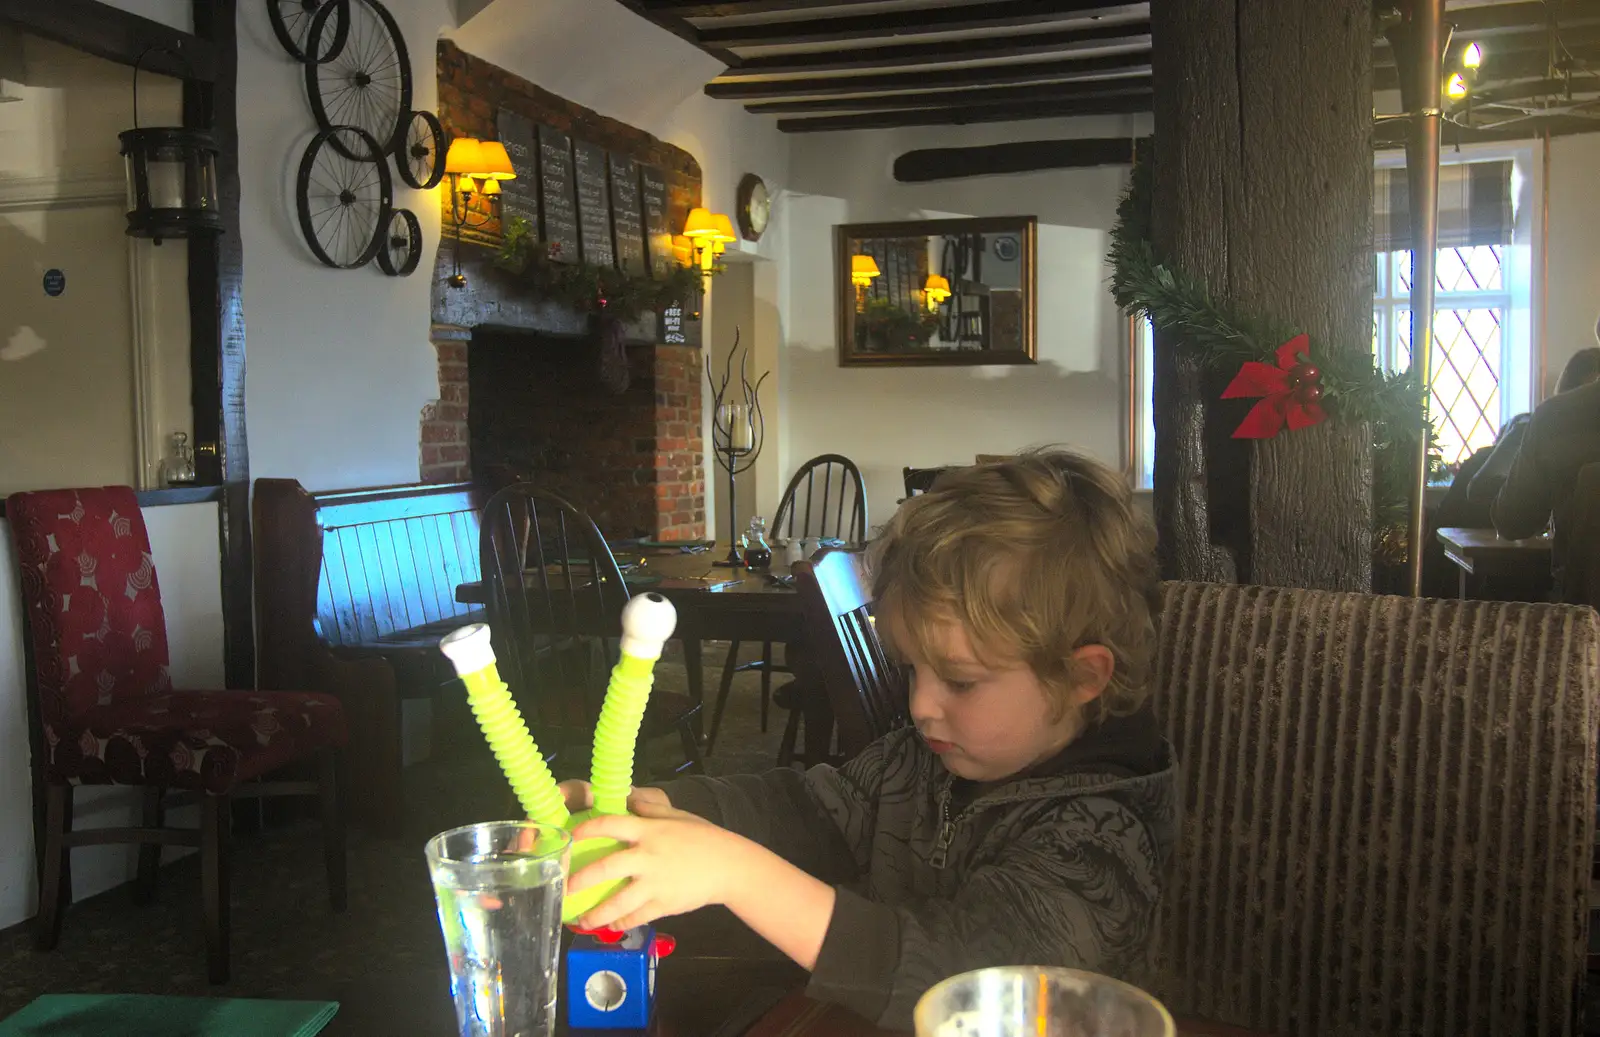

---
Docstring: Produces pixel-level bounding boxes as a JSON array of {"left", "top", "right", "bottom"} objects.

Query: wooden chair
[
  {"left": 6, "top": 486, "right": 347, "bottom": 984},
  {"left": 1146, "top": 582, "right": 1599, "bottom": 1036},
  {"left": 707, "top": 454, "right": 868, "bottom": 757},
  {"left": 901, "top": 465, "right": 954, "bottom": 499},
  {"left": 784, "top": 550, "right": 909, "bottom": 767},
  {"left": 478, "top": 483, "right": 703, "bottom": 776}
]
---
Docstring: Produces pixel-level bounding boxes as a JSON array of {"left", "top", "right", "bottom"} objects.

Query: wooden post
[{"left": 1150, "top": 0, "right": 1373, "bottom": 590}]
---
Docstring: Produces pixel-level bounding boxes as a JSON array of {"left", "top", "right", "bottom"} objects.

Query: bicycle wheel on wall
[
  {"left": 304, "top": 0, "right": 412, "bottom": 161},
  {"left": 296, "top": 125, "right": 393, "bottom": 269}
]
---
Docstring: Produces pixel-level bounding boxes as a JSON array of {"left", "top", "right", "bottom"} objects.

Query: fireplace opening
[{"left": 466, "top": 326, "right": 704, "bottom": 541}]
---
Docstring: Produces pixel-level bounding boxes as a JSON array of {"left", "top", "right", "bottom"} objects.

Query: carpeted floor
[{"left": 0, "top": 642, "right": 787, "bottom": 1018}]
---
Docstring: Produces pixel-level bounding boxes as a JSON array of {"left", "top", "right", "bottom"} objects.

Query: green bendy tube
[{"left": 437, "top": 592, "right": 678, "bottom": 924}]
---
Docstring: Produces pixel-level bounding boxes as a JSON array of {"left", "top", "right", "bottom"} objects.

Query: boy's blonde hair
[{"left": 870, "top": 449, "right": 1161, "bottom": 720}]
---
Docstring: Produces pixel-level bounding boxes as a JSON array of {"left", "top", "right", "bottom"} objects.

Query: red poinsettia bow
[{"left": 1220, "top": 334, "right": 1327, "bottom": 439}]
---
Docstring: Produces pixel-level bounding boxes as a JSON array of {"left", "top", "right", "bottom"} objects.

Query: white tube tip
[
  {"left": 439, "top": 623, "right": 497, "bottom": 676},
  {"left": 619, "top": 592, "right": 677, "bottom": 659}
]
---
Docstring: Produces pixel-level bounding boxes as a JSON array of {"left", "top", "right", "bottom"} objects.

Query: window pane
[
  {"left": 1394, "top": 306, "right": 1503, "bottom": 468},
  {"left": 1436, "top": 245, "right": 1504, "bottom": 292},
  {"left": 1140, "top": 318, "right": 1155, "bottom": 489}
]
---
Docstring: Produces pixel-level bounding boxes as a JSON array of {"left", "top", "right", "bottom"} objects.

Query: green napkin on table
[{"left": 0, "top": 994, "right": 339, "bottom": 1037}]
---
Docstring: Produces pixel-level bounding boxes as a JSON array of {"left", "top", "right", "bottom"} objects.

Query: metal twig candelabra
[{"left": 706, "top": 326, "right": 770, "bottom": 567}]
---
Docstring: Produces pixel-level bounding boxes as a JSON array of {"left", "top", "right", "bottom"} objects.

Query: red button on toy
[{"left": 652, "top": 933, "right": 676, "bottom": 959}]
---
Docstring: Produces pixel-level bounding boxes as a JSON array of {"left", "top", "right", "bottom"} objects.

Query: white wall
[
  {"left": 1544, "top": 132, "right": 1600, "bottom": 396},
  {"left": 781, "top": 116, "right": 1148, "bottom": 529},
  {"left": 0, "top": 503, "right": 223, "bottom": 929}
]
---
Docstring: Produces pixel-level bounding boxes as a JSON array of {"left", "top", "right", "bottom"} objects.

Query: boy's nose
[{"left": 908, "top": 683, "right": 941, "bottom": 726}]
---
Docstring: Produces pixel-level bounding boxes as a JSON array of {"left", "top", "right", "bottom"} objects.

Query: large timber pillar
[{"left": 1150, "top": 0, "right": 1374, "bottom": 591}]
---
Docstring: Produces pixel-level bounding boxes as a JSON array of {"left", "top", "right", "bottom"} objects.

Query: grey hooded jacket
[{"left": 660, "top": 711, "right": 1178, "bottom": 1031}]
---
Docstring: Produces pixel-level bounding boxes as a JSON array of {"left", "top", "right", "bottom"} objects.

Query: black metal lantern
[{"left": 119, "top": 50, "right": 222, "bottom": 244}]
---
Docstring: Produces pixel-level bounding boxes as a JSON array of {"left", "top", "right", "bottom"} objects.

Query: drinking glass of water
[
  {"left": 914, "top": 967, "right": 1174, "bottom": 1037},
  {"left": 426, "top": 821, "right": 571, "bottom": 1037}
]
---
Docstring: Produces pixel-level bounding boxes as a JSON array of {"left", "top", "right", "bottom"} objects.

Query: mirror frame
[{"left": 834, "top": 215, "right": 1037, "bottom": 368}]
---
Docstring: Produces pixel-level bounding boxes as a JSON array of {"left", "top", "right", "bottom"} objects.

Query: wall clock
[{"left": 736, "top": 173, "right": 769, "bottom": 242}]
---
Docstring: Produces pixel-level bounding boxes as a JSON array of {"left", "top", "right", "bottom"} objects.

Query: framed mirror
[{"left": 835, "top": 216, "right": 1037, "bottom": 367}]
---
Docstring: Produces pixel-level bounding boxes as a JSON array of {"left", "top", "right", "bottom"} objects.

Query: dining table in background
[
  {"left": 1435, "top": 526, "right": 1552, "bottom": 600},
  {"left": 455, "top": 546, "right": 811, "bottom": 740}
]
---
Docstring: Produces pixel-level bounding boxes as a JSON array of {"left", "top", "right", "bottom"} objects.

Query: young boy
[{"left": 562, "top": 450, "right": 1177, "bottom": 1030}]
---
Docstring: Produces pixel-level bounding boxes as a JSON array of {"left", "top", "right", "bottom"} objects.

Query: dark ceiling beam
[
  {"left": 775, "top": 90, "right": 1152, "bottom": 131},
  {"left": 0, "top": 0, "right": 217, "bottom": 80},
  {"left": 894, "top": 136, "right": 1145, "bottom": 181},
  {"left": 747, "top": 77, "right": 1150, "bottom": 114},
  {"left": 697, "top": 1, "right": 1147, "bottom": 49},
  {"left": 1377, "top": 21, "right": 1600, "bottom": 58},
  {"left": 706, "top": 53, "right": 1150, "bottom": 99},
  {"left": 1444, "top": 0, "right": 1600, "bottom": 33},
  {"left": 639, "top": 0, "right": 871, "bottom": 15},
  {"left": 1375, "top": 42, "right": 1600, "bottom": 88},
  {"left": 714, "top": 23, "right": 1150, "bottom": 77},
  {"left": 607, "top": 0, "right": 741, "bottom": 65},
  {"left": 1375, "top": 111, "right": 1600, "bottom": 146},
  {"left": 1473, "top": 75, "right": 1600, "bottom": 102}
]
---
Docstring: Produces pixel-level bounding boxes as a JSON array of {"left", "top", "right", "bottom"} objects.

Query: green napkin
[{"left": 0, "top": 994, "right": 339, "bottom": 1037}]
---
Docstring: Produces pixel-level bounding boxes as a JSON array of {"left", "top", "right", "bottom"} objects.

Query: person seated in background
[{"left": 1493, "top": 339, "right": 1600, "bottom": 598}]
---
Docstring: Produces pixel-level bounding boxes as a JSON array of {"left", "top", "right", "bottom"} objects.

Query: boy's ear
[{"left": 1069, "top": 644, "right": 1116, "bottom": 705}]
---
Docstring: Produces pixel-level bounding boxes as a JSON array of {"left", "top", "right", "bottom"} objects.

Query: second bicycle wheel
[
  {"left": 296, "top": 125, "right": 393, "bottom": 269},
  {"left": 304, "top": 0, "right": 412, "bottom": 159}
]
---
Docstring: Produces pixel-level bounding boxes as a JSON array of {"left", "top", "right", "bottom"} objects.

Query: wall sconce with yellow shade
[
  {"left": 851, "top": 253, "right": 881, "bottom": 311},
  {"left": 923, "top": 274, "right": 951, "bottom": 312},
  {"left": 443, "top": 136, "right": 516, "bottom": 288},
  {"left": 683, "top": 206, "right": 737, "bottom": 316}
]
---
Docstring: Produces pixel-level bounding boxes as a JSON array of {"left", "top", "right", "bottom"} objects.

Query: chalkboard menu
[
  {"left": 536, "top": 124, "right": 580, "bottom": 264},
  {"left": 640, "top": 165, "right": 673, "bottom": 278},
  {"left": 573, "top": 140, "right": 615, "bottom": 268},
  {"left": 609, "top": 155, "right": 647, "bottom": 276},
  {"left": 494, "top": 109, "right": 540, "bottom": 239}
]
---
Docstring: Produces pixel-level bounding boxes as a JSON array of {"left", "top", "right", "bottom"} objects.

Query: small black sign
[
  {"left": 42, "top": 268, "right": 65, "bottom": 297},
  {"left": 660, "top": 303, "right": 687, "bottom": 345}
]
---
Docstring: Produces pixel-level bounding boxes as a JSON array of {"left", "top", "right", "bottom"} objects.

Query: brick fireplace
[{"left": 419, "top": 42, "right": 707, "bottom": 542}]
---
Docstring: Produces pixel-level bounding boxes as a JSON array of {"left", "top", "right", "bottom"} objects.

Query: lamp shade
[
  {"left": 480, "top": 177, "right": 502, "bottom": 196},
  {"left": 924, "top": 274, "right": 951, "bottom": 302},
  {"left": 709, "top": 213, "right": 738, "bottom": 243},
  {"left": 444, "top": 137, "right": 484, "bottom": 175},
  {"left": 476, "top": 140, "right": 516, "bottom": 179},
  {"left": 683, "top": 206, "right": 719, "bottom": 238},
  {"left": 851, "top": 254, "right": 881, "bottom": 279}
]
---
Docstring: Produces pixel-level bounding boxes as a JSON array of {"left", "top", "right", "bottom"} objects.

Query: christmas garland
[
  {"left": 1108, "top": 147, "right": 1437, "bottom": 551},
  {"left": 858, "top": 297, "right": 943, "bottom": 351},
  {"left": 494, "top": 216, "right": 703, "bottom": 325}
]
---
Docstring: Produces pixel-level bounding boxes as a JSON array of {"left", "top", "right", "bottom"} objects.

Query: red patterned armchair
[{"left": 6, "top": 486, "right": 348, "bottom": 983}]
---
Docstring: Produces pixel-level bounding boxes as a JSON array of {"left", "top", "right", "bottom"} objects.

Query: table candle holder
[{"left": 706, "top": 326, "right": 769, "bottom": 567}]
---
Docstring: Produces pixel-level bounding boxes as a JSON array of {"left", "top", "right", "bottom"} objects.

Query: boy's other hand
[
  {"left": 558, "top": 779, "right": 593, "bottom": 814},
  {"left": 566, "top": 797, "right": 745, "bottom": 931},
  {"left": 557, "top": 780, "right": 672, "bottom": 815}
]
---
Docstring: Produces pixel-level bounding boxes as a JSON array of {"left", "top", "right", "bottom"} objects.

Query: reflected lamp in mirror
[{"left": 835, "top": 216, "right": 1036, "bottom": 367}]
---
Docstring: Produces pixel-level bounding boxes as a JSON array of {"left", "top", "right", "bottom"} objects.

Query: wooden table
[
  {"left": 1436, "top": 526, "right": 1551, "bottom": 599},
  {"left": 456, "top": 549, "right": 809, "bottom": 739}
]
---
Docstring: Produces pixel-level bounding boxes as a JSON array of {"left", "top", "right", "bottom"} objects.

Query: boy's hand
[
  {"left": 557, "top": 780, "right": 672, "bottom": 815},
  {"left": 567, "top": 797, "right": 746, "bottom": 931}
]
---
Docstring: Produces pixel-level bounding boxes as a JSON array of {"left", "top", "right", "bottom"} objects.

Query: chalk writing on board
[
  {"left": 660, "top": 304, "right": 686, "bottom": 345},
  {"left": 536, "top": 123, "right": 580, "bottom": 263},
  {"left": 639, "top": 165, "right": 672, "bottom": 278},
  {"left": 573, "top": 140, "right": 615, "bottom": 268},
  {"left": 609, "top": 154, "right": 647, "bottom": 276},
  {"left": 494, "top": 109, "right": 540, "bottom": 239}
]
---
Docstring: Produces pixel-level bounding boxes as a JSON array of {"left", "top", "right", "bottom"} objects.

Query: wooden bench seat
[{"left": 254, "top": 478, "right": 484, "bottom": 831}]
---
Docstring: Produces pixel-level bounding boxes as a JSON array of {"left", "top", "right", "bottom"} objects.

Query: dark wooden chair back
[
  {"left": 311, "top": 483, "right": 481, "bottom": 646},
  {"left": 790, "top": 549, "right": 909, "bottom": 759},
  {"left": 1562, "top": 462, "right": 1600, "bottom": 608},
  {"left": 478, "top": 484, "right": 631, "bottom": 751},
  {"left": 902, "top": 466, "right": 956, "bottom": 498},
  {"left": 773, "top": 454, "right": 868, "bottom": 543}
]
